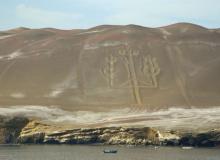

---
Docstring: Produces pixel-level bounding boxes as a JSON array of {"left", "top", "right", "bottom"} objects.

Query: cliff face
[
  {"left": 0, "top": 23, "right": 220, "bottom": 110},
  {"left": 0, "top": 117, "right": 219, "bottom": 147},
  {"left": 14, "top": 120, "right": 220, "bottom": 147},
  {"left": 17, "top": 121, "right": 161, "bottom": 145},
  {"left": 0, "top": 116, "right": 29, "bottom": 144}
]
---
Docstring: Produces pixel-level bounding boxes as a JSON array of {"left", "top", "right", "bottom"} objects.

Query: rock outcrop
[
  {"left": 179, "top": 130, "right": 220, "bottom": 147},
  {"left": 0, "top": 118, "right": 219, "bottom": 147},
  {"left": 0, "top": 116, "right": 29, "bottom": 144},
  {"left": 18, "top": 121, "right": 161, "bottom": 145},
  {"left": 16, "top": 120, "right": 220, "bottom": 147}
]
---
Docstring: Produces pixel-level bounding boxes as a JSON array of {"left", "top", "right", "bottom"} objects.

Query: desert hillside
[{"left": 1, "top": 23, "right": 220, "bottom": 111}]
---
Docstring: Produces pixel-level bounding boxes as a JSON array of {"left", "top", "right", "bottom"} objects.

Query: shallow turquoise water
[{"left": 0, "top": 145, "right": 219, "bottom": 160}]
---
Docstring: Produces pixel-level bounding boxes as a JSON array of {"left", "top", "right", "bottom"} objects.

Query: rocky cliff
[
  {"left": 1, "top": 118, "right": 219, "bottom": 147},
  {"left": 17, "top": 121, "right": 161, "bottom": 145},
  {"left": 0, "top": 116, "right": 29, "bottom": 143}
]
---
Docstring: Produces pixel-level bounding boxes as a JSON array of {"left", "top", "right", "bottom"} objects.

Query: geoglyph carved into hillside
[
  {"left": 101, "top": 54, "right": 117, "bottom": 88},
  {"left": 101, "top": 47, "right": 161, "bottom": 105}
]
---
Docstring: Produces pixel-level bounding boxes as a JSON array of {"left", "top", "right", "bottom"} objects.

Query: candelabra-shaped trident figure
[
  {"left": 101, "top": 54, "right": 117, "bottom": 88},
  {"left": 119, "top": 48, "right": 142, "bottom": 106}
]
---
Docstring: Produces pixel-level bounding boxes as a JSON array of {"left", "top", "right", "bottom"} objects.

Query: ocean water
[{"left": 0, "top": 145, "right": 219, "bottom": 160}]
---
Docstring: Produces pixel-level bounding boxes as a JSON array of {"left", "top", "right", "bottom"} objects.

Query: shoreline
[{"left": 0, "top": 116, "right": 220, "bottom": 147}]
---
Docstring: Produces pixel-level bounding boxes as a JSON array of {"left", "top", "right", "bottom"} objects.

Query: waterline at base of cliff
[{"left": 0, "top": 116, "right": 220, "bottom": 147}]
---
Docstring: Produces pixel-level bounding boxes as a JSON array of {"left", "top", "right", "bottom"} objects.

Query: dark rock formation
[
  {"left": 0, "top": 116, "right": 29, "bottom": 144},
  {"left": 179, "top": 130, "right": 220, "bottom": 147}
]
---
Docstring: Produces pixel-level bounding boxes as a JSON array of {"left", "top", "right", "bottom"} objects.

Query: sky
[{"left": 0, "top": 0, "right": 220, "bottom": 30}]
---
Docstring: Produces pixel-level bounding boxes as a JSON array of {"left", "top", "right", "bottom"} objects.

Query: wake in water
[{"left": 0, "top": 105, "right": 220, "bottom": 130}]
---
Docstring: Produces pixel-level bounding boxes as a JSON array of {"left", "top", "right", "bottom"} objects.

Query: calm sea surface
[{"left": 0, "top": 145, "right": 219, "bottom": 160}]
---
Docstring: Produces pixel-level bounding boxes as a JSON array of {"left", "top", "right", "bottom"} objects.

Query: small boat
[
  {"left": 182, "top": 146, "right": 194, "bottom": 150},
  {"left": 103, "top": 149, "right": 118, "bottom": 154}
]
